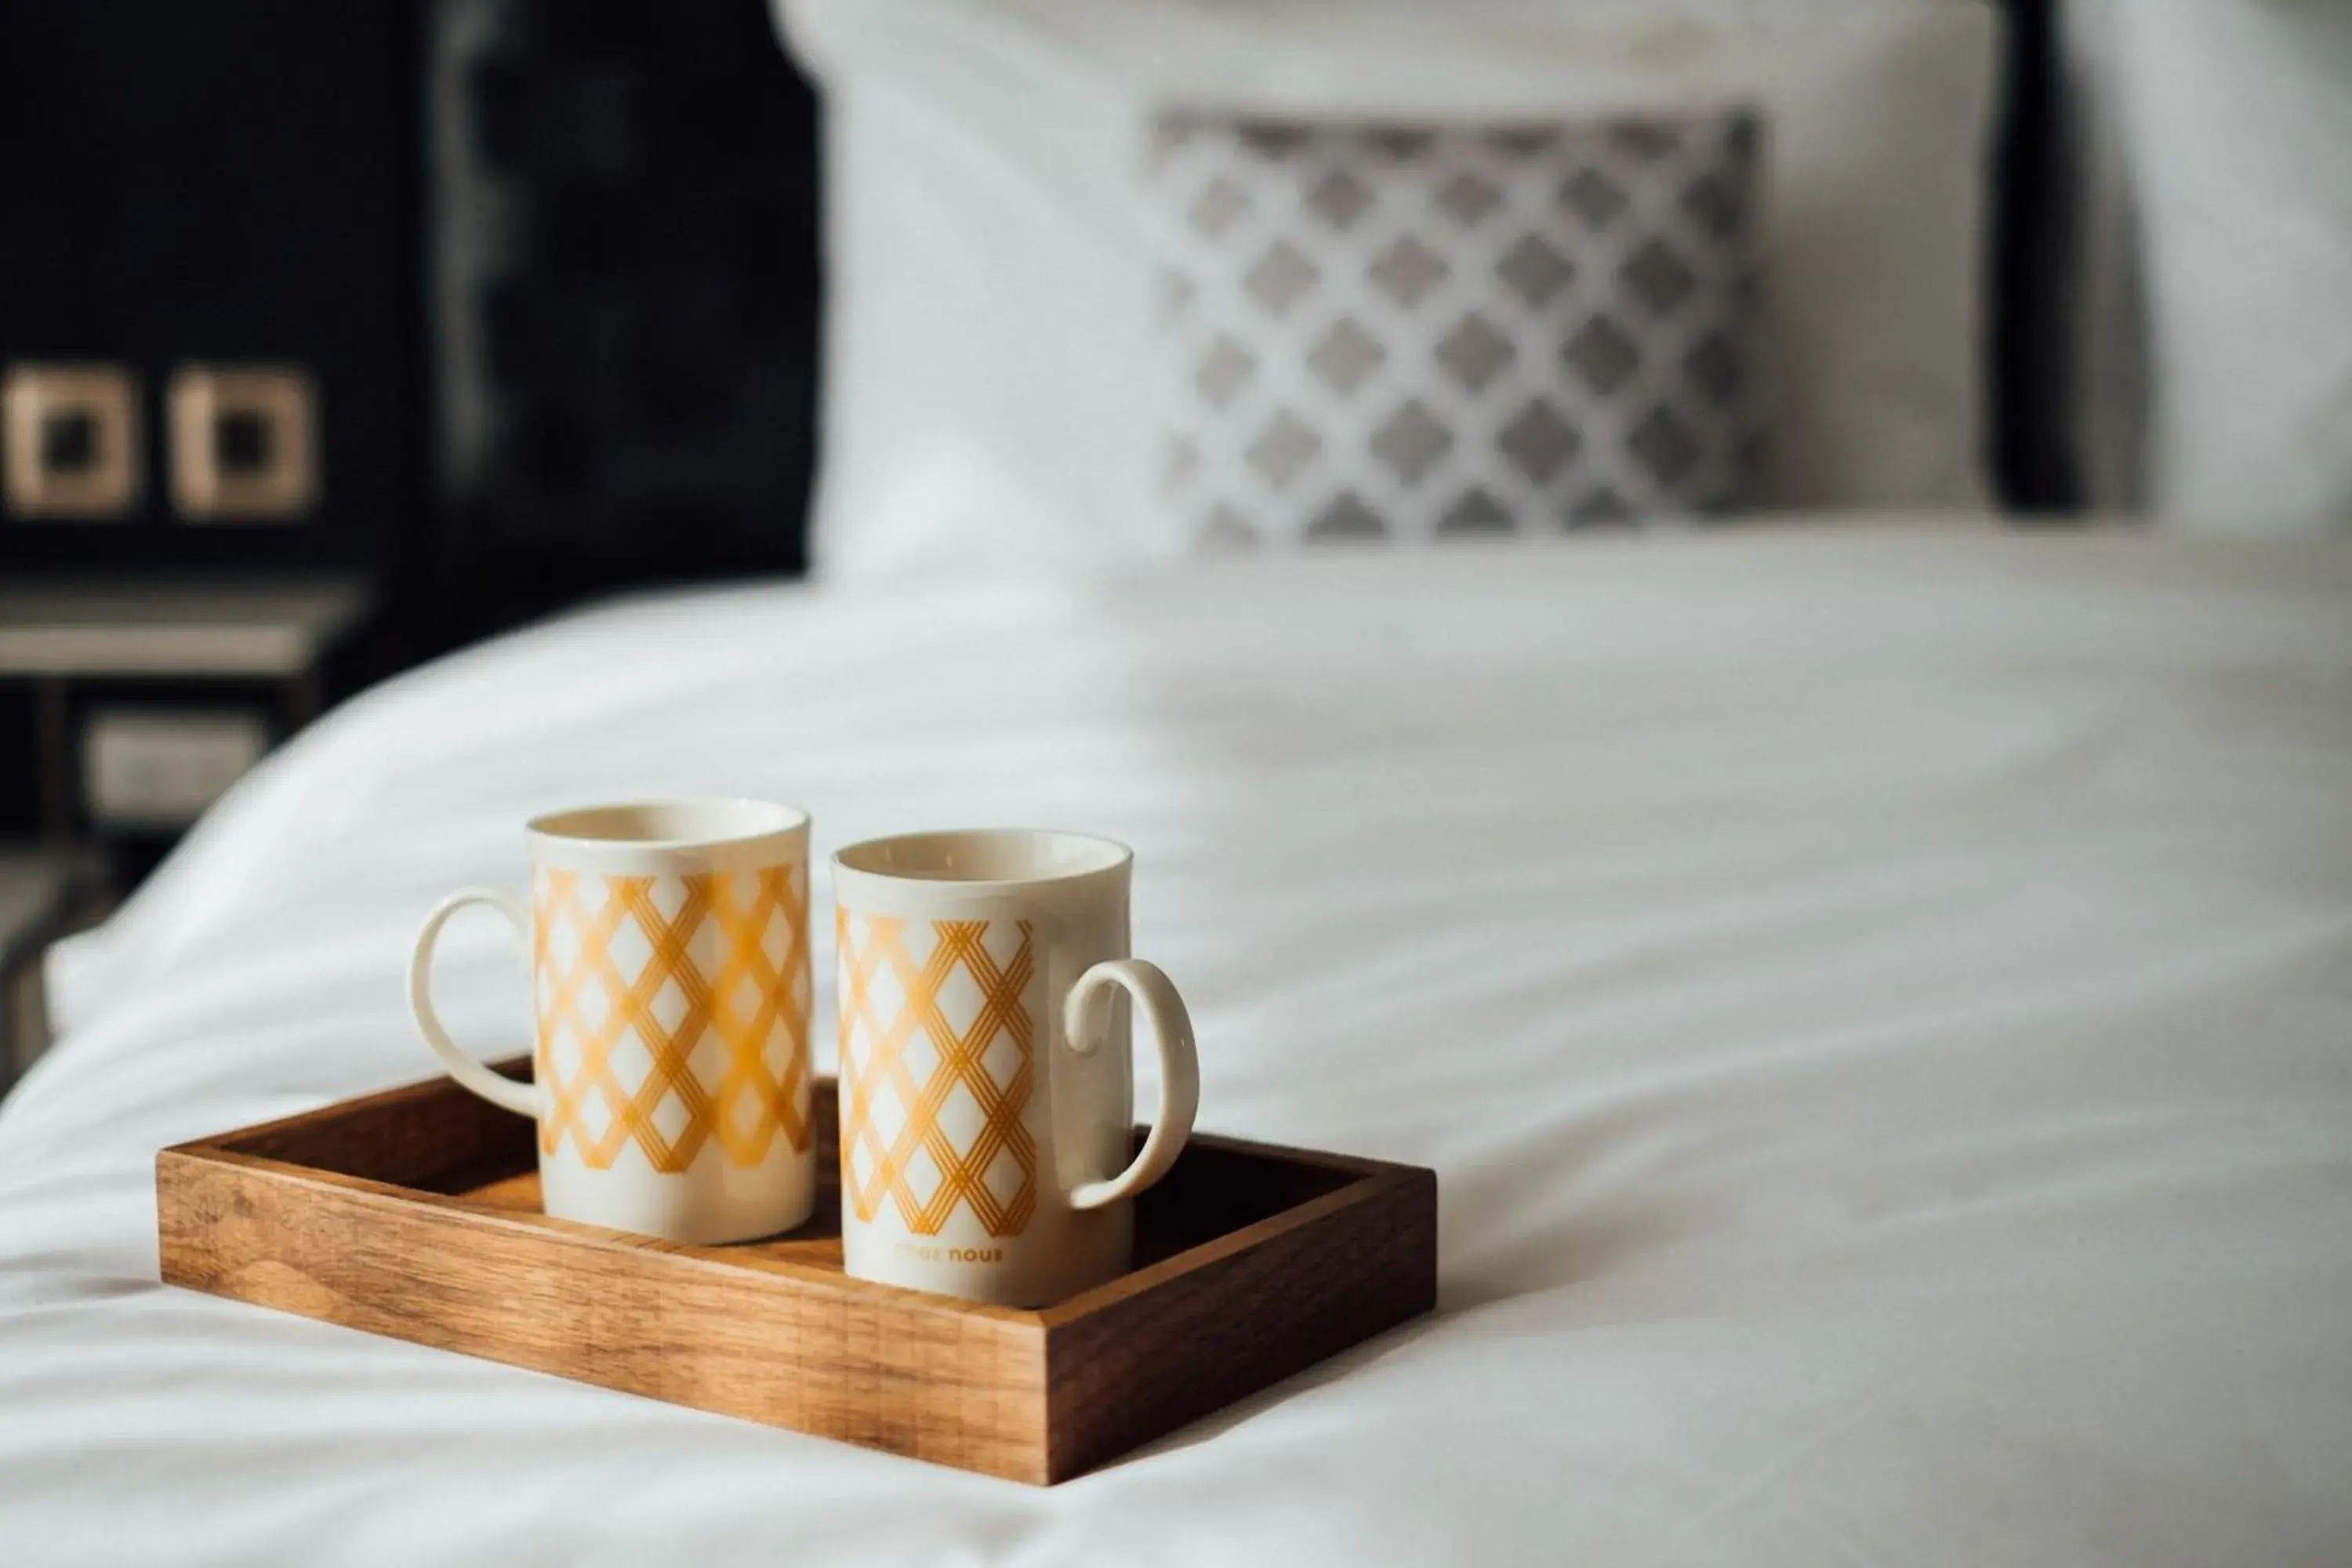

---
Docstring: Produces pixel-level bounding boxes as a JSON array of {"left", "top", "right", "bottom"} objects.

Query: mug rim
[
  {"left": 527, "top": 797, "right": 809, "bottom": 852},
  {"left": 833, "top": 828, "right": 1134, "bottom": 893}
]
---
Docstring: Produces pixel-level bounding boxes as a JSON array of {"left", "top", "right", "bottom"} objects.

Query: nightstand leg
[
  {"left": 286, "top": 669, "right": 323, "bottom": 729},
  {"left": 34, "top": 678, "right": 71, "bottom": 849}
]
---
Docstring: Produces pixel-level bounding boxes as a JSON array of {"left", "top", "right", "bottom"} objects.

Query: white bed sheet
[{"left": 3, "top": 526, "right": 2350, "bottom": 1566}]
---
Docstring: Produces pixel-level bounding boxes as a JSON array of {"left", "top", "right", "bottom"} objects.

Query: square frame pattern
[
  {"left": 2, "top": 365, "right": 144, "bottom": 520},
  {"left": 168, "top": 365, "right": 320, "bottom": 522}
]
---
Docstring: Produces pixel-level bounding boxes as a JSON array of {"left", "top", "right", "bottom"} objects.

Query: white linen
[
  {"left": 5, "top": 525, "right": 2352, "bottom": 1566},
  {"left": 780, "top": 0, "right": 2002, "bottom": 576},
  {"left": 2064, "top": 0, "right": 2352, "bottom": 532}
]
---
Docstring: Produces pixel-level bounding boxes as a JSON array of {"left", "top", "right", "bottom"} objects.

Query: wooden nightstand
[
  {"left": 0, "top": 847, "right": 104, "bottom": 1090},
  {"left": 0, "top": 578, "right": 372, "bottom": 871},
  {"left": 0, "top": 581, "right": 374, "bottom": 1087}
]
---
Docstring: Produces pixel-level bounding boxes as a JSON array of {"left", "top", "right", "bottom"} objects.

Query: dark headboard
[{"left": 1991, "top": 0, "right": 2076, "bottom": 511}]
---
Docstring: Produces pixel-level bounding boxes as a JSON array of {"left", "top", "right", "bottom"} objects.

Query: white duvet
[{"left": 3, "top": 526, "right": 2350, "bottom": 1566}]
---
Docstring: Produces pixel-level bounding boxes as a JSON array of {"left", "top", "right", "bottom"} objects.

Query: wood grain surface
[{"left": 157, "top": 1065, "right": 1438, "bottom": 1483}]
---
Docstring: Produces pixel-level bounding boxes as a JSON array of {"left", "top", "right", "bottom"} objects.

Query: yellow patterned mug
[
  {"left": 408, "top": 799, "right": 816, "bottom": 1243},
  {"left": 832, "top": 829, "right": 1201, "bottom": 1306}
]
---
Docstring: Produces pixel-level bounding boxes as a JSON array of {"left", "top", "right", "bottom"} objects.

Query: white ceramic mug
[
  {"left": 408, "top": 799, "right": 817, "bottom": 1244},
  {"left": 831, "top": 829, "right": 1201, "bottom": 1306}
]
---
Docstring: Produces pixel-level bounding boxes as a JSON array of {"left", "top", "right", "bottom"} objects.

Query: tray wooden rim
[
  {"left": 159, "top": 1060, "right": 1429, "bottom": 1327},
  {"left": 157, "top": 1060, "right": 1439, "bottom": 1483},
  {"left": 164, "top": 1124, "right": 1425, "bottom": 1330}
]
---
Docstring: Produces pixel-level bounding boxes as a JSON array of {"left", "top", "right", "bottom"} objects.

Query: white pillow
[
  {"left": 778, "top": 0, "right": 2002, "bottom": 577},
  {"left": 2067, "top": 0, "right": 2352, "bottom": 534}
]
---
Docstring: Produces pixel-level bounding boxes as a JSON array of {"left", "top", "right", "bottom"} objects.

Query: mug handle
[
  {"left": 1062, "top": 959, "right": 1200, "bottom": 1210},
  {"left": 408, "top": 887, "right": 543, "bottom": 1120}
]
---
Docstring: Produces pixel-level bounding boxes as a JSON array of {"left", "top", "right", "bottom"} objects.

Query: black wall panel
[{"left": 0, "top": 0, "right": 424, "bottom": 575}]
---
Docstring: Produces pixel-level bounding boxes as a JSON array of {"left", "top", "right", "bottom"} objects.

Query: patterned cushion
[{"left": 1149, "top": 108, "right": 1766, "bottom": 546}]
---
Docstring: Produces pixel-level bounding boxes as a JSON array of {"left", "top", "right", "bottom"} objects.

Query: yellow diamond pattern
[
  {"left": 837, "top": 913, "right": 1037, "bottom": 1237},
  {"left": 535, "top": 866, "right": 811, "bottom": 1173}
]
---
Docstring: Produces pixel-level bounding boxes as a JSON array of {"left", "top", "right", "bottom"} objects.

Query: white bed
[{"left": 3, "top": 524, "right": 2350, "bottom": 1565}]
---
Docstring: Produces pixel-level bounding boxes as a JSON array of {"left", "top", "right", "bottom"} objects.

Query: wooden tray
[{"left": 156, "top": 1062, "right": 1437, "bottom": 1484}]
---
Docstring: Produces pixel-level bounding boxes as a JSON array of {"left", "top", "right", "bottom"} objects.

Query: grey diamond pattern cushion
[{"left": 1151, "top": 109, "right": 1766, "bottom": 545}]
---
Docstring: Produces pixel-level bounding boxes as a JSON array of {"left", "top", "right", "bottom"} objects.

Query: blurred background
[
  {"left": 5, "top": 0, "right": 2347, "bottom": 1085},
  {"left": 0, "top": 0, "right": 824, "bottom": 1072}
]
